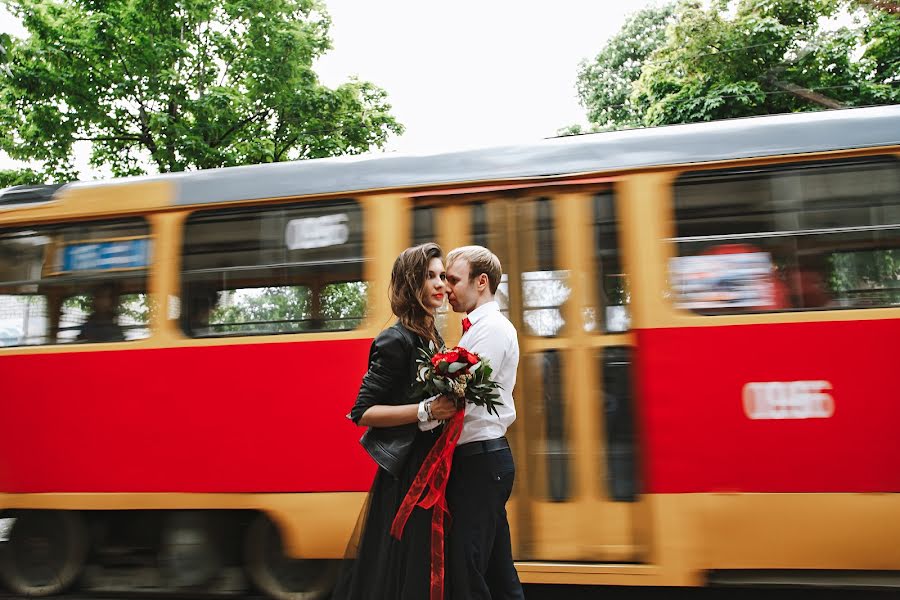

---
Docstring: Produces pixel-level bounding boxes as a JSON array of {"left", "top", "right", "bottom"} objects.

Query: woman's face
[{"left": 421, "top": 257, "right": 447, "bottom": 312}]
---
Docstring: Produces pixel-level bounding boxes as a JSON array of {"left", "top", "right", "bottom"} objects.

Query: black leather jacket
[{"left": 349, "top": 324, "right": 434, "bottom": 478}]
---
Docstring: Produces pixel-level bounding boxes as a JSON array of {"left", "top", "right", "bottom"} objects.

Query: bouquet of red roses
[{"left": 412, "top": 342, "right": 503, "bottom": 417}]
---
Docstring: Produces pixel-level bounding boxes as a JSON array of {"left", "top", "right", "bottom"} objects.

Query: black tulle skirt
[{"left": 333, "top": 427, "right": 443, "bottom": 600}]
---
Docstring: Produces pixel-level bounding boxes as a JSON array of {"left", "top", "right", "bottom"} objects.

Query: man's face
[{"left": 446, "top": 259, "right": 478, "bottom": 314}]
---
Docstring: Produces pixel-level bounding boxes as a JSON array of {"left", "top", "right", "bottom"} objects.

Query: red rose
[
  {"left": 453, "top": 347, "right": 478, "bottom": 365},
  {"left": 444, "top": 351, "right": 459, "bottom": 364},
  {"left": 431, "top": 354, "right": 443, "bottom": 367}
]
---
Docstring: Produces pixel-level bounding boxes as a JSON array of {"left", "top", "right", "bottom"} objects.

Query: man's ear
[{"left": 477, "top": 273, "right": 489, "bottom": 291}]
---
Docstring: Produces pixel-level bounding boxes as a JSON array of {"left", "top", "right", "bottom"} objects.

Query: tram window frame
[
  {"left": 180, "top": 199, "right": 367, "bottom": 338},
  {"left": 670, "top": 157, "right": 900, "bottom": 315},
  {"left": 0, "top": 218, "right": 151, "bottom": 347}
]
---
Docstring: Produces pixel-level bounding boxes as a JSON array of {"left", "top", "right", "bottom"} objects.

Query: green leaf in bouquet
[{"left": 447, "top": 361, "right": 467, "bottom": 374}]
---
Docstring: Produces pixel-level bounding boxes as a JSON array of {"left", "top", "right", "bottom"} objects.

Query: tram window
[
  {"left": 181, "top": 200, "right": 366, "bottom": 337},
  {"left": 525, "top": 350, "right": 571, "bottom": 502},
  {"left": 412, "top": 206, "right": 435, "bottom": 247},
  {"left": 58, "top": 291, "right": 150, "bottom": 343},
  {"left": 468, "top": 201, "right": 511, "bottom": 320},
  {"left": 0, "top": 219, "right": 150, "bottom": 346},
  {"left": 672, "top": 157, "right": 900, "bottom": 314},
  {"left": 599, "top": 347, "right": 639, "bottom": 502},
  {"left": 518, "top": 198, "right": 570, "bottom": 337},
  {"left": 590, "top": 191, "right": 630, "bottom": 333}
]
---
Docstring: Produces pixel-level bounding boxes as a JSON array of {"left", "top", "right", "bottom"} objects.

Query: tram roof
[{"left": 11, "top": 105, "right": 900, "bottom": 207}]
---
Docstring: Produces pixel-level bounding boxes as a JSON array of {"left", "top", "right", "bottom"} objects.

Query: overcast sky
[{"left": 0, "top": 0, "right": 656, "bottom": 177}]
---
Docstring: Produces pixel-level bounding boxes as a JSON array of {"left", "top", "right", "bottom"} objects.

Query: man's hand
[{"left": 430, "top": 396, "right": 458, "bottom": 421}]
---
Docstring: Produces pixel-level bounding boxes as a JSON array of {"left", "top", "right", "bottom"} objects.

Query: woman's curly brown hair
[{"left": 389, "top": 243, "right": 442, "bottom": 346}]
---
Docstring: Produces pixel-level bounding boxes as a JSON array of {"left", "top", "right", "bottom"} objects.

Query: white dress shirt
[{"left": 455, "top": 300, "right": 519, "bottom": 445}]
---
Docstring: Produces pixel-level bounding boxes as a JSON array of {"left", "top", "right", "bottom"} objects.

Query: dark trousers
[{"left": 446, "top": 445, "right": 524, "bottom": 600}]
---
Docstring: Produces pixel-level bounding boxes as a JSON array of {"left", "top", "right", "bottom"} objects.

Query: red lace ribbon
[{"left": 390, "top": 409, "right": 465, "bottom": 600}]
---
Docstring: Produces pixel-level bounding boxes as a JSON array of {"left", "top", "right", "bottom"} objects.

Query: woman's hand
[{"left": 430, "top": 396, "right": 458, "bottom": 421}]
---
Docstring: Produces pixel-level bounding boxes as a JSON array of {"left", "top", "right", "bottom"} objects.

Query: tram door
[{"left": 413, "top": 189, "right": 642, "bottom": 563}]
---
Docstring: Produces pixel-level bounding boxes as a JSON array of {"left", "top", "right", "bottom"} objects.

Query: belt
[{"left": 454, "top": 437, "right": 510, "bottom": 458}]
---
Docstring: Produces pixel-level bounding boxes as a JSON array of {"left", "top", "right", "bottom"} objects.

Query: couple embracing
[{"left": 336, "top": 244, "right": 524, "bottom": 600}]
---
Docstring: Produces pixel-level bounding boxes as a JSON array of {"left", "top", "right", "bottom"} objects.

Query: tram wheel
[
  {"left": 0, "top": 510, "right": 88, "bottom": 596},
  {"left": 244, "top": 514, "right": 337, "bottom": 600}
]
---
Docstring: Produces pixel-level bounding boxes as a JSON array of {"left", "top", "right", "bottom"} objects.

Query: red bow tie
[{"left": 462, "top": 317, "right": 472, "bottom": 333}]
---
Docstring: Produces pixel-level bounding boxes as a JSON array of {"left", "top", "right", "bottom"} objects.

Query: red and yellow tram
[{"left": 0, "top": 105, "right": 898, "bottom": 597}]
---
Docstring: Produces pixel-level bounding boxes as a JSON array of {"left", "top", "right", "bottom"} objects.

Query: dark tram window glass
[
  {"left": 526, "top": 350, "right": 570, "bottom": 502},
  {"left": 591, "top": 191, "right": 630, "bottom": 333},
  {"left": 412, "top": 206, "right": 435, "bottom": 247},
  {"left": 181, "top": 200, "right": 366, "bottom": 337},
  {"left": 672, "top": 158, "right": 900, "bottom": 314},
  {"left": 472, "top": 202, "right": 489, "bottom": 248},
  {"left": 599, "top": 347, "right": 639, "bottom": 502}
]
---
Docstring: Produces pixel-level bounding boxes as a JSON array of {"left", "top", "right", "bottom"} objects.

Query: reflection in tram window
[
  {"left": 0, "top": 295, "right": 46, "bottom": 347},
  {"left": 518, "top": 198, "right": 571, "bottom": 337},
  {"left": 521, "top": 270, "right": 570, "bottom": 337},
  {"left": 673, "top": 157, "right": 900, "bottom": 314}
]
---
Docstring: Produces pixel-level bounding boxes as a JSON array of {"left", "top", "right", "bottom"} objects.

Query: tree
[
  {"left": 573, "top": 0, "right": 900, "bottom": 130},
  {"left": 573, "top": 3, "right": 676, "bottom": 132},
  {"left": 0, "top": 0, "right": 403, "bottom": 181}
]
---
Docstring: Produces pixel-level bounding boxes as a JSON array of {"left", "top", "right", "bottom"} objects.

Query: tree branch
[
  {"left": 274, "top": 134, "right": 300, "bottom": 161},
  {"left": 769, "top": 79, "right": 846, "bottom": 109},
  {"left": 210, "top": 108, "right": 272, "bottom": 148},
  {"left": 856, "top": 0, "right": 900, "bottom": 14},
  {"left": 74, "top": 135, "right": 144, "bottom": 142}
]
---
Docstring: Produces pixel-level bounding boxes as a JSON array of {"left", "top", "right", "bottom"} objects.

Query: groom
[{"left": 444, "top": 245, "right": 524, "bottom": 600}]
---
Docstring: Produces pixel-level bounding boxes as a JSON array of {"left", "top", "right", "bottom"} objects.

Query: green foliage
[
  {"left": 573, "top": 0, "right": 900, "bottom": 131},
  {"left": 575, "top": 3, "right": 677, "bottom": 131},
  {"left": 828, "top": 249, "right": 900, "bottom": 303},
  {"left": 210, "top": 282, "right": 367, "bottom": 333},
  {"left": 212, "top": 286, "right": 311, "bottom": 332},
  {"left": 0, "top": 167, "right": 43, "bottom": 187},
  {"left": 321, "top": 281, "right": 367, "bottom": 329},
  {"left": 0, "top": 0, "right": 403, "bottom": 180}
]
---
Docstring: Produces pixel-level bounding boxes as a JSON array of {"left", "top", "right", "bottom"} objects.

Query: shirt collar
[{"left": 466, "top": 300, "right": 499, "bottom": 326}]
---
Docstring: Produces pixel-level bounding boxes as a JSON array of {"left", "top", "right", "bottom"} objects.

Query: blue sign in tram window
[{"left": 62, "top": 238, "right": 150, "bottom": 272}]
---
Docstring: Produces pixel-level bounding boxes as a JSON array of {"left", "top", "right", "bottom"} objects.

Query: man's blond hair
[{"left": 446, "top": 245, "right": 502, "bottom": 294}]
